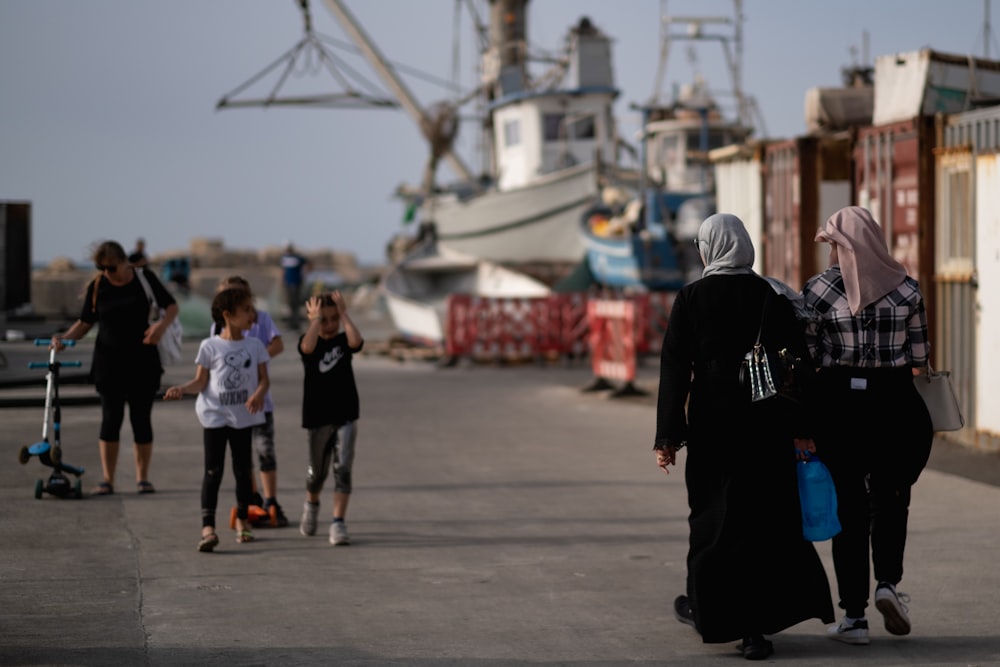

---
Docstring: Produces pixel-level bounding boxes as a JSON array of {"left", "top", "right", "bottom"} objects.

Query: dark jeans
[
  {"left": 815, "top": 367, "right": 933, "bottom": 618},
  {"left": 201, "top": 426, "right": 254, "bottom": 528},
  {"left": 285, "top": 283, "right": 303, "bottom": 329}
]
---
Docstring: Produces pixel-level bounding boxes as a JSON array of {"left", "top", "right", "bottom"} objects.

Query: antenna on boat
[
  {"left": 215, "top": 0, "right": 400, "bottom": 110},
  {"left": 648, "top": 0, "right": 766, "bottom": 136}
]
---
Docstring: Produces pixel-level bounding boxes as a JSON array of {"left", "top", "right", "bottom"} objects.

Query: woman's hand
[
  {"left": 655, "top": 447, "right": 677, "bottom": 474},
  {"left": 794, "top": 437, "right": 817, "bottom": 461},
  {"left": 144, "top": 320, "right": 165, "bottom": 346}
]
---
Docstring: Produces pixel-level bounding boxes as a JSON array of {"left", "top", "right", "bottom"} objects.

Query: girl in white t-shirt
[{"left": 165, "top": 287, "right": 270, "bottom": 552}]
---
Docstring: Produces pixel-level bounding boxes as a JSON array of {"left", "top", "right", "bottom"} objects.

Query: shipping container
[
  {"left": 710, "top": 141, "right": 768, "bottom": 275},
  {"left": 937, "top": 104, "right": 1000, "bottom": 451},
  {"left": 973, "top": 152, "right": 1000, "bottom": 451},
  {"left": 763, "top": 134, "right": 853, "bottom": 290},
  {"left": 854, "top": 116, "right": 937, "bottom": 325},
  {"left": 874, "top": 49, "right": 1000, "bottom": 126}
]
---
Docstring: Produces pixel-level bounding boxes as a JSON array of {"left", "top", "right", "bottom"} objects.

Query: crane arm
[{"left": 319, "top": 0, "right": 477, "bottom": 183}]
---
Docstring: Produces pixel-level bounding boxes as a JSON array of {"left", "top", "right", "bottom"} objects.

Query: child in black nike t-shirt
[{"left": 297, "top": 291, "right": 363, "bottom": 546}]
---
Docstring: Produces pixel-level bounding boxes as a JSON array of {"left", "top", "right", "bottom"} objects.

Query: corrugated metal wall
[
  {"left": 974, "top": 152, "right": 1000, "bottom": 450},
  {"left": 935, "top": 148, "right": 977, "bottom": 447},
  {"left": 938, "top": 106, "right": 1000, "bottom": 451},
  {"left": 712, "top": 144, "right": 766, "bottom": 275},
  {"left": 855, "top": 116, "right": 938, "bottom": 329},
  {"left": 763, "top": 135, "right": 853, "bottom": 290}
]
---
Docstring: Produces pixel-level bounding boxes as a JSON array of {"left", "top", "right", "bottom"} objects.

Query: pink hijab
[{"left": 815, "top": 206, "right": 907, "bottom": 314}]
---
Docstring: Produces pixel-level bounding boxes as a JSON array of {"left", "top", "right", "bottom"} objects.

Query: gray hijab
[{"left": 697, "top": 213, "right": 756, "bottom": 277}]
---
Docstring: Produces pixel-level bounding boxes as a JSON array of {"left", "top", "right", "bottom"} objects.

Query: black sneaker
[
  {"left": 674, "top": 595, "right": 696, "bottom": 629},
  {"left": 273, "top": 502, "right": 289, "bottom": 528},
  {"left": 741, "top": 634, "right": 773, "bottom": 661}
]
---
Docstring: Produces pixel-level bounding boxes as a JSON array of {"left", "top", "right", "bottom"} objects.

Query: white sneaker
[
  {"left": 875, "top": 583, "right": 911, "bottom": 636},
  {"left": 299, "top": 502, "right": 318, "bottom": 537},
  {"left": 827, "top": 617, "right": 870, "bottom": 645},
  {"left": 330, "top": 520, "right": 350, "bottom": 546}
]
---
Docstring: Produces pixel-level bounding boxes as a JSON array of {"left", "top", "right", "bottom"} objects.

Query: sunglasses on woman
[{"left": 95, "top": 263, "right": 120, "bottom": 272}]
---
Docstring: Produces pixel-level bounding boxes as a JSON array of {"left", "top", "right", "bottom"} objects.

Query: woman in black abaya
[{"left": 653, "top": 213, "right": 834, "bottom": 660}]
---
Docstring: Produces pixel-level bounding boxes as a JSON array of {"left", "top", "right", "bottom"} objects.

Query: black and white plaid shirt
[{"left": 802, "top": 266, "right": 930, "bottom": 369}]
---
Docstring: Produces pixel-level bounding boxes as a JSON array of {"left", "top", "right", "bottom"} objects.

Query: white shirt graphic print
[{"left": 194, "top": 336, "right": 269, "bottom": 429}]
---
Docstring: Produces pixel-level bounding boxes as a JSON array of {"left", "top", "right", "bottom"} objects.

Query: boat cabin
[
  {"left": 643, "top": 80, "right": 752, "bottom": 195},
  {"left": 487, "top": 18, "right": 620, "bottom": 192}
]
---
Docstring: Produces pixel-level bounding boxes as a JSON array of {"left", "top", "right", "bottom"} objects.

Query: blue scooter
[{"left": 17, "top": 339, "right": 85, "bottom": 499}]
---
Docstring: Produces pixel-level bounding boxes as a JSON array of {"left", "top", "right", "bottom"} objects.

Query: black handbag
[{"left": 738, "top": 297, "right": 799, "bottom": 402}]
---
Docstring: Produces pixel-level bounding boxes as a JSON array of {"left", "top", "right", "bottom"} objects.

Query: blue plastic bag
[{"left": 797, "top": 453, "right": 842, "bottom": 542}]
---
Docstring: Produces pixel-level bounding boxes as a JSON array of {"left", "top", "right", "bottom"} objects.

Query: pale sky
[{"left": 0, "top": 0, "right": 992, "bottom": 267}]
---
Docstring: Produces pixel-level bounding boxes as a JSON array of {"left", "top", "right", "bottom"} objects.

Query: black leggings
[
  {"left": 201, "top": 426, "right": 254, "bottom": 529},
  {"left": 99, "top": 388, "right": 155, "bottom": 443}
]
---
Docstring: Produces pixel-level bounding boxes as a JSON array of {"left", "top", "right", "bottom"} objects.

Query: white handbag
[
  {"left": 135, "top": 268, "right": 184, "bottom": 365},
  {"left": 913, "top": 367, "right": 964, "bottom": 432}
]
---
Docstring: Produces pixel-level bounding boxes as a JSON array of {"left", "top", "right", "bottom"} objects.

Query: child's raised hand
[
  {"left": 305, "top": 295, "right": 322, "bottom": 323},
  {"left": 163, "top": 386, "right": 183, "bottom": 401},
  {"left": 331, "top": 290, "right": 347, "bottom": 314}
]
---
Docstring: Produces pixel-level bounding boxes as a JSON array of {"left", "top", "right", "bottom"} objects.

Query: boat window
[
  {"left": 544, "top": 114, "right": 566, "bottom": 141},
  {"left": 504, "top": 119, "right": 521, "bottom": 147},
  {"left": 543, "top": 113, "right": 596, "bottom": 142},
  {"left": 685, "top": 130, "right": 728, "bottom": 152}
]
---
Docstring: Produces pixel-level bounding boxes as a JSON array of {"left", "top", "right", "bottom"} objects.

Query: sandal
[
  {"left": 198, "top": 532, "right": 219, "bottom": 553},
  {"left": 90, "top": 482, "right": 114, "bottom": 496},
  {"left": 137, "top": 481, "right": 156, "bottom": 494},
  {"left": 235, "top": 529, "right": 255, "bottom": 544}
]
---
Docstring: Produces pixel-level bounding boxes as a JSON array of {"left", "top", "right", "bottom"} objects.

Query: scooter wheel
[
  {"left": 34, "top": 479, "right": 44, "bottom": 499},
  {"left": 51, "top": 446, "right": 62, "bottom": 464},
  {"left": 228, "top": 506, "right": 238, "bottom": 530},
  {"left": 18, "top": 446, "right": 31, "bottom": 465},
  {"left": 74, "top": 479, "right": 83, "bottom": 499}
]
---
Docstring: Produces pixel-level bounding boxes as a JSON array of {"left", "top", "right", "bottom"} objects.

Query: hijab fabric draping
[
  {"left": 815, "top": 206, "right": 906, "bottom": 314},
  {"left": 698, "top": 213, "right": 756, "bottom": 277}
]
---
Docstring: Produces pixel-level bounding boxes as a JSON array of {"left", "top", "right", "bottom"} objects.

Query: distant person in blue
[
  {"left": 280, "top": 242, "right": 310, "bottom": 330},
  {"left": 128, "top": 237, "right": 148, "bottom": 268}
]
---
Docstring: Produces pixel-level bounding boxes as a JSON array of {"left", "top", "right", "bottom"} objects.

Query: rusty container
[
  {"left": 853, "top": 116, "right": 937, "bottom": 323},
  {"left": 763, "top": 134, "right": 854, "bottom": 290}
]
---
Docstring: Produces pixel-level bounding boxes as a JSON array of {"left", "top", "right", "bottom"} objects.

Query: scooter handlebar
[
  {"left": 34, "top": 338, "right": 76, "bottom": 347},
  {"left": 28, "top": 360, "right": 82, "bottom": 368}
]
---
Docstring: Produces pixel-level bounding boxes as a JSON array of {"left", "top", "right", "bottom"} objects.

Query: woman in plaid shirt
[{"left": 802, "top": 206, "right": 933, "bottom": 646}]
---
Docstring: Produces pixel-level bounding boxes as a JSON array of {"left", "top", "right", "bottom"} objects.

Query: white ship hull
[
  {"left": 382, "top": 242, "right": 551, "bottom": 345},
  {"left": 426, "top": 163, "right": 597, "bottom": 264}
]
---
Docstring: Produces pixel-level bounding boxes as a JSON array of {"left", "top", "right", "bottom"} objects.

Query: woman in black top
[{"left": 52, "top": 240, "right": 178, "bottom": 495}]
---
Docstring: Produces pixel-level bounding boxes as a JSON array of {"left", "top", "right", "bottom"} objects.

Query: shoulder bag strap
[
  {"left": 134, "top": 267, "right": 156, "bottom": 306},
  {"left": 753, "top": 292, "right": 769, "bottom": 345}
]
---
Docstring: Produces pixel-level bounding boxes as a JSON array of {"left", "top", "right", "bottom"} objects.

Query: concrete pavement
[{"left": 1, "top": 325, "right": 999, "bottom": 666}]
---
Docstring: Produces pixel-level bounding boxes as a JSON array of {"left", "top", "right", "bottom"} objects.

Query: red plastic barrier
[
  {"left": 586, "top": 299, "right": 637, "bottom": 383},
  {"left": 446, "top": 295, "right": 556, "bottom": 361},
  {"left": 445, "top": 292, "right": 676, "bottom": 363}
]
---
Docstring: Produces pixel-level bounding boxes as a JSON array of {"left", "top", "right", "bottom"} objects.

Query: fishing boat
[
  {"left": 580, "top": 1, "right": 759, "bottom": 290},
  {"left": 320, "top": 0, "right": 626, "bottom": 274},
  {"left": 381, "top": 240, "right": 550, "bottom": 346},
  {"left": 215, "top": 0, "right": 628, "bottom": 340}
]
